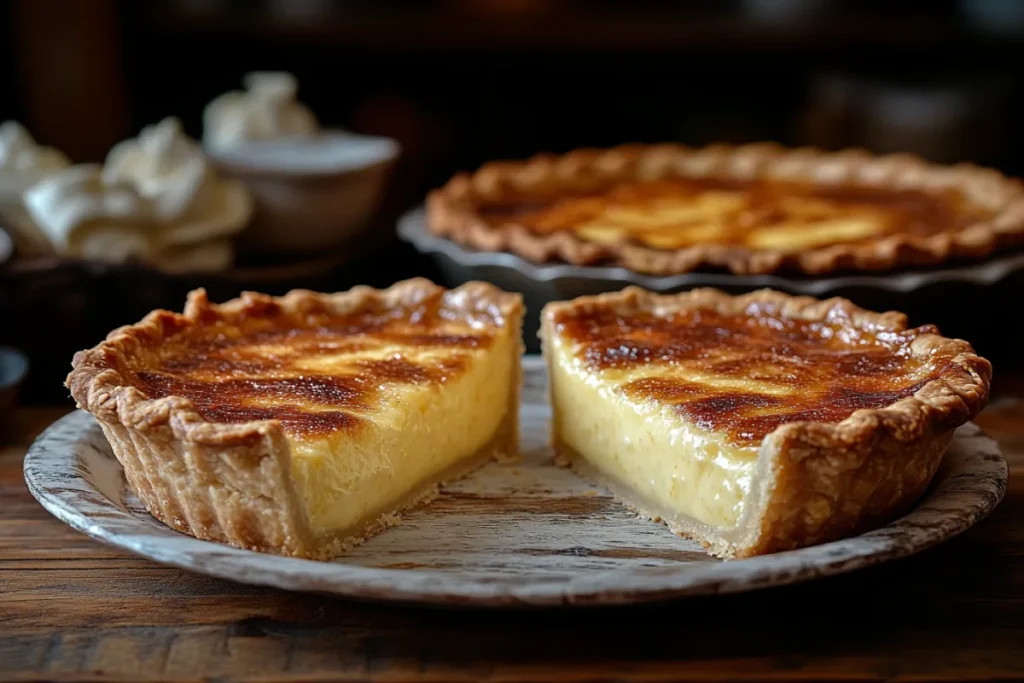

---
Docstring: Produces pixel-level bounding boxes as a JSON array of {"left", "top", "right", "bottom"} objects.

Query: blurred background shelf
[
  {"left": 145, "top": 7, "right": 1020, "bottom": 52},
  {"left": 3, "top": 0, "right": 1024, "bottom": 402},
  {"left": 7, "top": 0, "right": 1024, "bottom": 171}
]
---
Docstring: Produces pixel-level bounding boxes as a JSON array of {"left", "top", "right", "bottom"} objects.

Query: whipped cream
[
  {"left": 0, "top": 121, "right": 70, "bottom": 186},
  {"left": 104, "top": 117, "right": 252, "bottom": 246},
  {"left": 203, "top": 72, "right": 319, "bottom": 149},
  {"left": 25, "top": 117, "right": 252, "bottom": 272},
  {"left": 26, "top": 164, "right": 157, "bottom": 263},
  {"left": 0, "top": 121, "right": 71, "bottom": 254}
]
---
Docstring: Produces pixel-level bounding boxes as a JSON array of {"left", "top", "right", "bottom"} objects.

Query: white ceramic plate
[{"left": 24, "top": 357, "right": 1007, "bottom": 608}]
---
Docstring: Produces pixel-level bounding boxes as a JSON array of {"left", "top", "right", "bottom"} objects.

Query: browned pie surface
[
  {"left": 122, "top": 291, "right": 501, "bottom": 436},
  {"left": 550, "top": 302, "right": 964, "bottom": 446},
  {"left": 480, "top": 177, "right": 991, "bottom": 252}
]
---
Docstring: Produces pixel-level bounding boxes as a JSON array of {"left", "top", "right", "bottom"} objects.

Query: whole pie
[
  {"left": 540, "top": 287, "right": 991, "bottom": 557},
  {"left": 66, "top": 279, "right": 523, "bottom": 559},
  {"left": 427, "top": 143, "right": 1024, "bottom": 275}
]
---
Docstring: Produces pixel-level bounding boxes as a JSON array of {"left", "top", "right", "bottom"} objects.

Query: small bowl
[
  {"left": 208, "top": 131, "right": 400, "bottom": 254},
  {"left": 0, "top": 346, "right": 29, "bottom": 411}
]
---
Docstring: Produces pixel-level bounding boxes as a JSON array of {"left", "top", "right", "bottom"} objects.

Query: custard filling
[
  {"left": 482, "top": 176, "right": 991, "bottom": 252},
  {"left": 288, "top": 333, "right": 516, "bottom": 533},
  {"left": 549, "top": 339, "right": 756, "bottom": 530}
]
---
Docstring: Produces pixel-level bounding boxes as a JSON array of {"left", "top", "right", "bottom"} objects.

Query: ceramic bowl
[{"left": 209, "top": 131, "right": 400, "bottom": 254}]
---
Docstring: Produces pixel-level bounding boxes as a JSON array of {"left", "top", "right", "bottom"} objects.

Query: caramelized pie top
[
  {"left": 428, "top": 144, "right": 1024, "bottom": 276},
  {"left": 114, "top": 285, "right": 512, "bottom": 438},
  {"left": 481, "top": 177, "right": 991, "bottom": 252},
  {"left": 549, "top": 296, "right": 970, "bottom": 447}
]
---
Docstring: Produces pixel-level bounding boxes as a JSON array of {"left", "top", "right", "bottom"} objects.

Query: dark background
[{"left": 3, "top": 0, "right": 1024, "bottom": 402}]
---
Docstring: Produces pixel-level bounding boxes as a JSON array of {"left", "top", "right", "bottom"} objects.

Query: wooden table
[{"left": 2, "top": 397, "right": 1022, "bottom": 683}]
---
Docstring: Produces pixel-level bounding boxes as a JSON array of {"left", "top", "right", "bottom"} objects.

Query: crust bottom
[
  {"left": 554, "top": 434, "right": 950, "bottom": 560},
  {"left": 553, "top": 440, "right": 738, "bottom": 559}
]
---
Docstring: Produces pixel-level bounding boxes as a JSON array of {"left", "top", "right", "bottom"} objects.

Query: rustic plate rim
[{"left": 23, "top": 358, "right": 1009, "bottom": 608}]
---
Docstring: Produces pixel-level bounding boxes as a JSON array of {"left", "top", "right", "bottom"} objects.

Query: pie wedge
[
  {"left": 427, "top": 143, "right": 1024, "bottom": 275},
  {"left": 66, "top": 278, "right": 523, "bottom": 559},
  {"left": 540, "top": 287, "right": 991, "bottom": 557}
]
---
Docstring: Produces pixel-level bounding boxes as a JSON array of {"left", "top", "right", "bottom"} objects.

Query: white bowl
[{"left": 208, "top": 131, "right": 400, "bottom": 254}]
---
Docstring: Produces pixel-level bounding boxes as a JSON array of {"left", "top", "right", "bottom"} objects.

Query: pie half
[
  {"left": 540, "top": 287, "right": 991, "bottom": 557},
  {"left": 66, "top": 278, "right": 523, "bottom": 559},
  {"left": 427, "top": 143, "right": 1024, "bottom": 275}
]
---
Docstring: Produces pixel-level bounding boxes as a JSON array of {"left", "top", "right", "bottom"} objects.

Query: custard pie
[
  {"left": 540, "top": 287, "right": 991, "bottom": 557},
  {"left": 427, "top": 143, "right": 1024, "bottom": 275},
  {"left": 67, "top": 279, "right": 523, "bottom": 559}
]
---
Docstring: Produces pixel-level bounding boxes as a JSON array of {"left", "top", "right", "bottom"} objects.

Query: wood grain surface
[{"left": 1, "top": 394, "right": 1023, "bottom": 682}]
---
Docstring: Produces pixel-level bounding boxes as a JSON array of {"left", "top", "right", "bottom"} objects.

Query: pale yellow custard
[{"left": 549, "top": 338, "right": 755, "bottom": 529}]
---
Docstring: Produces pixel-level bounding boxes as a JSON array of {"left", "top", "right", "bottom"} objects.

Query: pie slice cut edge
[
  {"left": 67, "top": 278, "right": 523, "bottom": 560},
  {"left": 540, "top": 286, "right": 991, "bottom": 558}
]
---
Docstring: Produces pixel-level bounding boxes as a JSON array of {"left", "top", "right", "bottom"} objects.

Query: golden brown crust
[
  {"left": 540, "top": 286, "right": 991, "bottom": 557},
  {"left": 67, "top": 278, "right": 524, "bottom": 559},
  {"left": 428, "top": 142, "right": 1024, "bottom": 275}
]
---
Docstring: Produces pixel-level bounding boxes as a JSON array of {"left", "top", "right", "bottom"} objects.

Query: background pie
[{"left": 427, "top": 143, "right": 1024, "bottom": 276}]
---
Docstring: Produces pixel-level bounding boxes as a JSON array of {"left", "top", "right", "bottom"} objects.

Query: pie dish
[
  {"left": 540, "top": 286, "right": 991, "bottom": 558},
  {"left": 426, "top": 143, "right": 1024, "bottom": 276},
  {"left": 66, "top": 278, "right": 523, "bottom": 560}
]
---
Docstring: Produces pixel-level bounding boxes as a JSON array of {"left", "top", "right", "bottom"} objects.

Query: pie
[
  {"left": 540, "top": 287, "right": 991, "bottom": 558},
  {"left": 65, "top": 278, "right": 992, "bottom": 561},
  {"left": 427, "top": 143, "right": 1024, "bottom": 275},
  {"left": 66, "top": 279, "right": 523, "bottom": 559}
]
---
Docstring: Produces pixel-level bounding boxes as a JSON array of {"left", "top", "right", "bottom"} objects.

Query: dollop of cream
[
  {"left": 202, "top": 72, "right": 319, "bottom": 149},
  {"left": 0, "top": 121, "right": 72, "bottom": 254},
  {"left": 0, "top": 121, "right": 70, "bottom": 183},
  {"left": 24, "top": 117, "right": 252, "bottom": 272}
]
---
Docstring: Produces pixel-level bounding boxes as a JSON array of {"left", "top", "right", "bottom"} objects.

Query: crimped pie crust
[
  {"left": 539, "top": 286, "right": 992, "bottom": 558},
  {"left": 66, "top": 278, "right": 524, "bottom": 560},
  {"left": 427, "top": 142, "right": 1024, "bottom": 276}
]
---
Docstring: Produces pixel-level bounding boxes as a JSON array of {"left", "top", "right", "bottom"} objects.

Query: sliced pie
[
  {"left": 427, "top": 143, "right": 1024, "bottom": 275},
  {"left": 540, "top": 287, "right": 991, "bottom": 557},
  {"left": 67, "top": 279, "right": 523, "bottom": 559}
]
